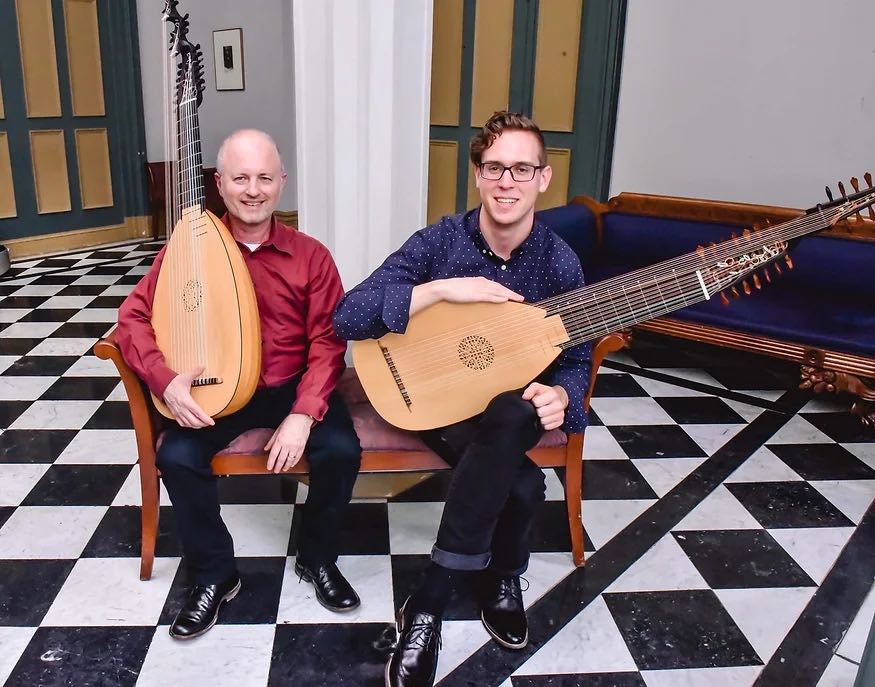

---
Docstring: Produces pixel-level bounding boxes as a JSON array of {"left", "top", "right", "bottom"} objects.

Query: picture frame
[{"left": 212, "top": 28, "right": 245, "bottom": 91}]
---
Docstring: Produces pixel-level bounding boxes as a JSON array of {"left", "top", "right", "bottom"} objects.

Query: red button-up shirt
[{"left": 116, "top": 216, "right": 346, "bottom": 421}]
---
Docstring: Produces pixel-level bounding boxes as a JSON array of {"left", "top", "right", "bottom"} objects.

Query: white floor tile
[
  {"left": 0, "top": 321, "right": 63, "bottom": 338},
  {"left": 0, "top": 356, "right": 18, "bottom": 374},
  {"left": 0, "top": 376, "right": 56, "bottom": 401},
  {"left": 715, "top": 587, "right": 816, "bottom": 663},
  {"left": 220, "top": 504, "right": 294, "bottom": 557},
  {"left": 650, "top": 368, "right": 728, "bottom": 388},
  {"left": 845, "top": 443, "right": 875, "bottom": 471},
  {"left": 514, "top": 595, "right": 637, "bottom": 675},
  {"left": 276, "top": 555, "right": 394, "bottom": 624},
  {"left": 632, "top": 376, "right": 711, "bottom": 398},
  {"left": 641, "top": 666, "right": 763, "bottom": 687},
  {"left": 35, "top": 296, "right": 97, "bottom": 310},
  {"left": 836, "top": 582, "right": 875, "bottom": 664},
  {"left": 588, "top": 397, "right": 675, "bottom": 426},
  {"left": 388, "top": 502, "right": 443, "bottom": 554},
  {"left": 9, "top": 400, "right": 101, "bottom": 430},
  {"left": 633, "top": 457, "right": 707, "bottom": 497},
  {"left": 434, "top": 620, "right": 491, "bottom": 684},
  {"left": 810, "top": 480, "right": 875, "bottom": 526},
  {"left": 0, "top": 627, "right": 37, "bottom": 686},
  {"left": 71, "top": 275, "right": 122, "bottom": 285},
  {"left": 769, "top": 527, "right": 855, "bottom": 584},
  {"left": 0, "top": 464, "right": 50, "bottom": 506},
  {"left": 723, "top": 399, "right": 766, "bottom": 423},
  {"left": 111, "top": 466, "right": 171, "bottom": 506},
  {"left": 55, "top": 429, "right": 138, "bottom": 465},
  {"left": 0, "top": 506, "right": 107, "bottom": 558},
  {"left": 27, "top": 337, "right": 99, "bottom": 356},
  {"left": 100, "top": 284, "right": 136, "bottom": 297},
  {"left": 42, "top": 557, "right": 180, "bottom": 626},
  {"left": 801, "top": 398, "right": 851, "bottom": 413},
  {"left": 726, "top": 446, "right": 805, "bottom": 483},
  {"left": 524, "top": 552, "right": 577, "bottom": 605},
  {"left": 9, "top": 284, "right": 67, "bottom": 296},
  {"left": 67, "top": 308, "right": 119, "bottom": 323},
  {"left": 767, "top": 416, "right": 834, "bottom": 445},
  {"left": 138, "top": 624, "right": 275, "bottom": 687},
  {"left": 106, "top": 381, "right": 128, "bottom": 401},
  {"left": 607, "top": 534, "right": 709, "bottom": 593},
  {"left": 62, "top": 356, "right": 120, "bottom": 376},
  {"left": 582, "top": 499, "right": 656, "bottom": 549},
  {"left": 583, "top": 425, "right": 629, "bottom": 460},
  {"left": 0, "top": 309, "right": 29, "bottom": 323},
  {"left": 817, "top": 654, "right": 860, "bottom": 687},
  {"left": 543, "top": 468, "right": 565, "bottom": 501},
  {"left": 681, "top": 424, "right": 745, "bottom": 455},
  {"left": 675, "top": 485, "right": 762, "bottom": 531}
]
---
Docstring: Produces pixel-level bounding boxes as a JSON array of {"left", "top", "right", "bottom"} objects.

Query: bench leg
[
  {"left": 564, "top": 456, "right": 585, "bottom": 567},
  {"left": 139, "top": 461, "right": 159, "bottom": 581}
]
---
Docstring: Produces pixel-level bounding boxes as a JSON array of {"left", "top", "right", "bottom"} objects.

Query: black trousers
[
  {"left": 156, "top": 379, "right": 361, "bottom": 585},
  {"left": 420, "top": 390, "right": 546, "bottom": 576}
]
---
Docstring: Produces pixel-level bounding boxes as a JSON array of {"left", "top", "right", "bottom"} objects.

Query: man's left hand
[
  {"left": 522, "top": 383, "right": 568, "bottom": 431},
  {"left": 265, "top": 413, "right": 314, "bottom": 473}
]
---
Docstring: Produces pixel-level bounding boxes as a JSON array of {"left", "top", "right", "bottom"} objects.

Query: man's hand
[
  {"left": 163, "top": 367, "right": 215, "bottom": 428},
  {"left": 522, "top": 383, "right": 568, "bottom": 431},
  {"left": 410, "top": 277, "right": 523, "bottom": 316},
  {"left": 265, "top": 413, "right": 314, "bottom": 473}
]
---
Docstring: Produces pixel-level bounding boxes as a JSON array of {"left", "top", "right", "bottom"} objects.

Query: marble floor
[{"left": 0, "top": 240, "right": 873, "bottom": 686}]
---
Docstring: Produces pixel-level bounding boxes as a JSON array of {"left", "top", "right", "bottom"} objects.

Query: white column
[{"left": 292, "top": 0, "right": 432, "bottom": 288}]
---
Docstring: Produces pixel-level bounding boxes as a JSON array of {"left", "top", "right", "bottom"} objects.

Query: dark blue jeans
[
  {"left": 156, "top": 379, "right": 361, "bottom": 584},
  {"left": 420, "top": 390, "right": 546, "bottom": 576}
]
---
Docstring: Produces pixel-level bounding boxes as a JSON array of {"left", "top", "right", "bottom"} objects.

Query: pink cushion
[{"left": 213, "top": 368, "right": 568, "bottom": 455}]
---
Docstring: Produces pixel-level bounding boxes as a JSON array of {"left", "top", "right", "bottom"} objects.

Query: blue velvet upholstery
[{"left": 536, "top": 203, "right": 875, "bottom": 358}]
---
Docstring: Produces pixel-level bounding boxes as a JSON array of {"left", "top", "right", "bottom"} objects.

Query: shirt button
[{"left": 500, "top": 264, "right": 507, "bottom": 271}]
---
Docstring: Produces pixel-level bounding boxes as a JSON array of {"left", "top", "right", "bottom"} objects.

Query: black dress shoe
[
  {"left": 294, "top": 560, "right": 360, "bottom": 612},
  {"left": 385, "top": 597, "right": 441, "bottom": 687},
  {"left": 480, "top": 574, "right": 528, "bottom": 649},
  {"left": 169, "top": 573, "right": 241, "bottom": 640}
]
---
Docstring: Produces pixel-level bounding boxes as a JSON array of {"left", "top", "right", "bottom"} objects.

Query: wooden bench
[{"left": 94, "top": 330, "right": 626, "bottom": 580}]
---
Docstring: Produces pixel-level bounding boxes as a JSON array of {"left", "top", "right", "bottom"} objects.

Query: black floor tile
[
  {"left": 591, "top": 374, "right": 649, "bottom": 398},
  {"left": 87, "top": 295, "right": 127, "bottom": 309},
  {"left": 269, "top": 623, "right": 391, "bottom": 687},
  {"left": 607, "top": 425, "right": 708, "bottom": 459},
  {"left": 388, "top": 472, "right": 452, "bottom": 503},
  {"left": 801, "top": 412, "right": 875, "bottom": 444},
  {"left": 0, "top": 506, "right": 13, "bottom": 530},
  {"left": 0, "top": 559, "right": 76, "bottom": 625},
  {"left": 0, "top": 337, "right": 41, "bottom": 355},
  {"left": 703, "top": 365, "right": 796, "bottom": 391},
  {"left": 39, "top": 376, "right": 120, "bottom": 401},
  {"left": 21, "top": 464, "right": 132, "bottom": 506},
  {"left": 81, "top": 505, "right": 182, "bottom": 558},
  {"left": 0, "top": 295, "right": 49, "bottom": 309},
  {"left": 82, "top": 401, "right": 134, "bottom": 429},
  {"left": 0, "top": 401, "right": 30, "bottom": 428},
  {"left": 512, "top": 674, "right": 647, "bottom": 687},
  {"left": 603, "top": 590, "right": 762, "bottom": 670},
  {"left": 29, "top": 274, "right": 80, "bottom": 285},
  {"left": 673, "top": 530, "right": 815, "bottom": 589},
  {"left": 6, "top": 626, "right": 154, "bottom": 687},
  {"left": 583, "top": 460, "right": 658, "bottom": 500},
  {"left": 18, "top": 308, "right": 78, "bottom": 323},
  {"left": 337, "top": 502, "right": 390, "bottom": 556},
  {"left": 3, "top": 355, "right": 78, "bottom": 376},
  {"left": 49, "top": 322, "right": 113, "bottom": 338},
  {"left": 726, "top": 481, "right": 855, "bottom": 529},
  {"left": 115, "top": 275, "right": 147, "bottom": 285},
  {"left": 768, "top": 443, "right": 875, "bottom": 481},
  {"left": 529, "top": 499, "right": 594, "bottom": 552},
  {"left": 0, "top": 429, "right": 78, "bottom": 463},
  {"left": 38, "top": 258, "right": 80, "bottom": 269},
  {"left": 655, "top": 397, "right": 746, "bottom": 425},
  {"left": 56, "top": 284, "right": 111, "bottom": 296}
]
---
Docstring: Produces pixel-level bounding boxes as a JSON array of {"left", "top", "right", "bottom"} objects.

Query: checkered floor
[{"left": 1, "top": 240, "right": 873, "bottom": 687}]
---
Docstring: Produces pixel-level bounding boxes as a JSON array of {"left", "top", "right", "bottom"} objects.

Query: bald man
[{"left": 117, "top": 129, "right": 362, "bottom": 639}]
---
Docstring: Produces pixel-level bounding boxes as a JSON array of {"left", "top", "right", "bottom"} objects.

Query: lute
[{"left": 352, "top": 180, "right": 875, "bottom": 431}]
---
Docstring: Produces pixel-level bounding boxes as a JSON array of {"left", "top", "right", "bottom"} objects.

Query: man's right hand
[
  {"left": 410, "top": 277, "right": 523, "bottom": 316},
  {"left": 163, "top": 366, "right": 215, "bottom": 428}
]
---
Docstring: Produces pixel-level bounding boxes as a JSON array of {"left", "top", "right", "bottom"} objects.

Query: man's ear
[
  {"left": 214, "top": 172, "right": 224, "bottom": 198},
  {"left": 473, "top": 164, "right": 482, "bottom": 189},
  {"left": 538, "top": 165, "right": 552, "bottom": 193}
]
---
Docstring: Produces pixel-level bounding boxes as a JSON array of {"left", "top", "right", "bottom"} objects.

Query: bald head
[{"left": 216, "top": 129, "right": 284, "bottom": 175}]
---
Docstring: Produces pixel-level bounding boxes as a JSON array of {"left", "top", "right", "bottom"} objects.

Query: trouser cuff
[{"left": 431, "top": 545, "right": 491, "bottom": 571}]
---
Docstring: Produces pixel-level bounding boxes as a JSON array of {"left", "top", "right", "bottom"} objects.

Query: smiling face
[
  {"left": 215, "top": 130, "right": 286, "bottom": 234},
  {"left": 474, "top": 129, "right": 551, "bottom": 236}
]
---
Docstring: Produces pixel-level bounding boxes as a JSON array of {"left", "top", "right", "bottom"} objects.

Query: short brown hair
[{"left": 469, "top": 111, "right": 547, "bottom": 166}]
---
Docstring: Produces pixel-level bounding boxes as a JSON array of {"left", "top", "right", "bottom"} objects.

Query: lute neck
[{"left": 176, "top": 89, "right": 204, "bottom": 216}]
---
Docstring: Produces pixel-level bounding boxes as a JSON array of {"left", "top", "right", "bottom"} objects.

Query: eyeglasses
[{"left": 478, "top": 162, "right": 544, "bottom": 182}]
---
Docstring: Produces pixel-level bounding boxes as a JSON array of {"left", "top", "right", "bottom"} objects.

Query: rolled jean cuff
[{"left": 431, "top": 545, "right": 491, "bottom": 571}]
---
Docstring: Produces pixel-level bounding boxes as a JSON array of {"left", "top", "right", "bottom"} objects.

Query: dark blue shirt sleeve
[{"left": 333, "top": 229, "right": 438, "bottom": 341}]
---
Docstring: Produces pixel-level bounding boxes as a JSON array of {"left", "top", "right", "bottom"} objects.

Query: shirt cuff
[
  {"left": 150, "top": 365, "right": 180, "bottom": 401},
  {"left": 291, "top": 394, "right": 329, "bottom": 422},
  {"left": 382, "top": 283, "right": 414, "bottom": 333}
]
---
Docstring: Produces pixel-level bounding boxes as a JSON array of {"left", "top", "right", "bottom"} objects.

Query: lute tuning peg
[
  {"left": 865, "top": 172, "right": 875, "bottom": 221},
  {"left": 825, "top": 186, "right": 834, "bottom": 202}
]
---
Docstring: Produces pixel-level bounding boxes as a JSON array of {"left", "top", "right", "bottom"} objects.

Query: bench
[
  {"left": 94, "top": 330, "right": 625, "bottom": 581},
  {"left": 536, "top": 192, "right": 875, "bottom": 425}
]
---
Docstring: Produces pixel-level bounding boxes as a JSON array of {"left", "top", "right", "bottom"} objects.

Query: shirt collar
[
  {"left": 222, "top": 214, "right": 295, "bottom": 256},
  {"left": 465, "top": 207, "right": 546, "bottom": 261}
]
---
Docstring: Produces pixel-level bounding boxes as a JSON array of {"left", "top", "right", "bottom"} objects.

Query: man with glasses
[{"left": 334, "top": 112, "right": 591, "bottom": 687}]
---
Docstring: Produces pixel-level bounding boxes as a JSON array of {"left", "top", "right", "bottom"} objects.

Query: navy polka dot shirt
[{"left": 333, "top": 207, "right": 593, "bottom": 432}]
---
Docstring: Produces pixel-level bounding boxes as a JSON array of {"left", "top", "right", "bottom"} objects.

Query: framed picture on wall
[{"left": 213, "top": 28, "right": 245, "bottom": 91}]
